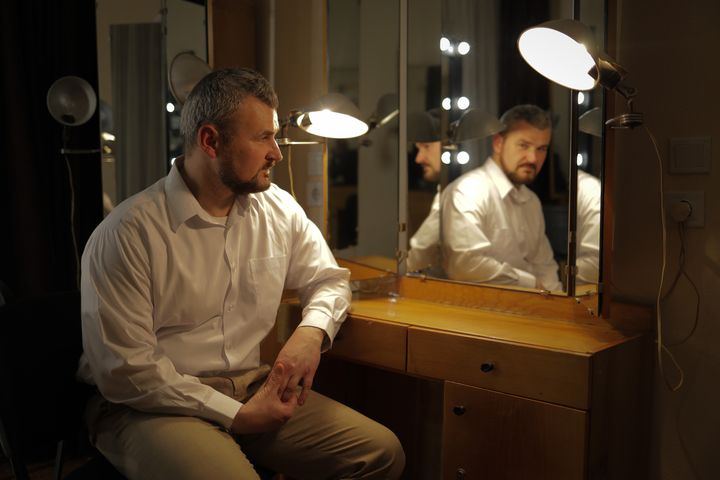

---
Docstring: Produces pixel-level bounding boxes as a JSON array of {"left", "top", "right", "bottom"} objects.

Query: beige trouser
[{"left": 85, "top": 367, "right": 405, "bottom": 480}]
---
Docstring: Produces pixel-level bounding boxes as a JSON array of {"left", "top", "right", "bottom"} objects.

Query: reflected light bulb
[
  {"left": 576, "top": 153, "right": 585, "bottom": 166},
  {"left": 458, "top": 41, "right": 470, "bottom": 55},
  {"left": 441, "top": 151, "right": 451, "bottom": 165},
  {"left": 577, "top": 92, "right": 585, "bottom": 104},
  {"left": 457, "top": 96, "right": 470, "bottom": 110},
  {"left": 166, "top": 102, "right": 175, "bottom": 113},
  {"left": 440, "top": 37, "right": 450, "bottom": 52},
  {"left": 442, "top": 97, "right": 452, "bottom": 110},
  {"left": 457, "top": 151, "right": 470, "bottom": 165}
]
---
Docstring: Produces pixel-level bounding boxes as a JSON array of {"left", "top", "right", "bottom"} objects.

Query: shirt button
[{"left": 227, "top": 304, "right": 234, "bottom": 311}]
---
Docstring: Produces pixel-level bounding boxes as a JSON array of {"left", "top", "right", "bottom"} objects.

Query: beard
[
  {"left": 505, "top": 163, "right": 537, "bottom": 185},
  {"left": 218, "top": 155, "right": 273, "bottom": 196}
]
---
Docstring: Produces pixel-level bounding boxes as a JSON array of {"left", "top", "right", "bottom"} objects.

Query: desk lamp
[
  {"left": 277, "top": 93, "right": 368, "bottom": 146},
  {"left": 518, "top": 20, "right": 692, "bottom": 392},
  {"left": 517, "top": 19, "right": 642, "bottom": 128}
]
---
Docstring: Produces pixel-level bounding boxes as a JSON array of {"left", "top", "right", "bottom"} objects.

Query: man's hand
[
  {"left": 230, "top": 362, "right": 297, "bottom": 435},
  {"left": 274, "top": 326, "right": 324, "bottom": 406}
]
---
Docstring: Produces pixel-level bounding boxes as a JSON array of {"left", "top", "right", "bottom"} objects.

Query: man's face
[
  {"left": 215, "top": 96, "right": 283, "bottom": 195},
  {"left": 493, "top": 121, "right": 551, "bottom": 186},
  {"left": 414, "top": 141, "right": 442, "bottom": 183}
]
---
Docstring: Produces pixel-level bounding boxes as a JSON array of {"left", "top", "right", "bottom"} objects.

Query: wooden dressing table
[{"left": 267, "top": 260, "right": 652, "bottom": 479}]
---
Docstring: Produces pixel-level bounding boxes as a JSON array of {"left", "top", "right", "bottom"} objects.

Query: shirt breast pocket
[{"left": 249, "top": 255, "right": 288, "bottom": 322}]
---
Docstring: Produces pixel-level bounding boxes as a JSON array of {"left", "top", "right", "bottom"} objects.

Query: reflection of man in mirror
[
  {"left": 576, "top": 107, "right": 603, "bottom": 284},
  {"left": 576, "top": 169, "right": 601, "bottom": 283},
  {"left": 441, "top": 104, "right": 562, "bottom": 291},
  {"left": 407, "top": 110, "right": 443, "bottom": 274}
]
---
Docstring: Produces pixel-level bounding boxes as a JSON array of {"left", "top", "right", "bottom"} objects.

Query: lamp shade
[
  {"left": 296, "top": 93, "right": 368, "bottom": 139},
  {"left": 451, "top": 108, "right": 504, "bottom": 143},
  {"left": 407, "top": 110, "right": 440, "bottom": 143},
  {"left": 168, "top": 51, "right": 212, "bottom": 106},
  {"left": 578, "top": 107, "right": 602, "bottom": 137},
  {"left": 518, "top": 19, "right": 599, "bottom": 91},
  {"left": 46, "top": 76, "right": 97, "bottom": 126}
]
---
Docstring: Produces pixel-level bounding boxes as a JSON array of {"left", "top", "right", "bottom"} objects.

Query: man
[
  {"left": 407, "top": 110, "right": 442, "bottom": 273},
  {"left": 78, "top": 68, "right": 404, "bottom": 479},
  {"left": 440, "top": 104, "right": 562, "bottom": 291}
]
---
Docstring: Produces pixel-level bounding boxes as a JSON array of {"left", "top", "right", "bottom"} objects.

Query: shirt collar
[
  {"left": 165, "top": 161, "right": 258, "bottom": 231},
  {"left": 485, "top": 157, "right": 533, "bottom": 204}
]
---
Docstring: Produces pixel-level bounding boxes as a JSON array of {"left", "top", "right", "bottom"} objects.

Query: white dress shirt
[
  {"left": 441, "top": 158, "right": 562, "bottom": 291},
  {"left": 77, "top": 164, "right": 351, "bottom": 429},
  {"left": 407, "top": 190, "right": 441, "bottom": 273},
  {"left": 576, "top": 170, "right": 601, "bottom": 284}
]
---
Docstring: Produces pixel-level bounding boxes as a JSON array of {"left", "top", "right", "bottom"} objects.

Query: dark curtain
[{"left": 0, "top": 0, "right": 103, "bottom": 299}]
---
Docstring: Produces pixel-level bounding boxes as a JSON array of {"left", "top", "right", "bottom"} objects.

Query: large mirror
[
  {"left": 96, "top": 0, "right": 207, "bottom": 212},
  {"left": 328, "top": 0, "right": 605, "bottom": 297}
]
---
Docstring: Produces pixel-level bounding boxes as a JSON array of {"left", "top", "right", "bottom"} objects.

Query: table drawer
[
  {"left": 329, "top": 317, "right": 407, "bottom": 372},
  {"left": 407, "top": 327, "right": 590, "bottom": 409}
]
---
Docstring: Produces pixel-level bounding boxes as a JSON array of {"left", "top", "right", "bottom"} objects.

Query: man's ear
[
  {"left": 491, "top": 133, "right": 504, "bottom": 155},
  {"left": 198, "top": 124, "right": 221, "bottom": 159}
]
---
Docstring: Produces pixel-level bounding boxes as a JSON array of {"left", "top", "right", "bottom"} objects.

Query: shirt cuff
[
  {"left": 299, "top": 309, "right": 336, "bottom": 351},
  {"left": 201, "top": 389, "right": 244, "bottom": 430},
  {"left": 514, "top": 269, "right": 536, "bottom": 288}
]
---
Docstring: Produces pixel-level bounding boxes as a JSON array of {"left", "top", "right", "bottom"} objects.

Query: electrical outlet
[{"left": 663, "top": 191, "right": 704, "bottom": 227}]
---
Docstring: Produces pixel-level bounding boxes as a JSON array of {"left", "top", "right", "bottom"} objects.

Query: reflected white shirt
[
  {"left": 407, "top": 190, "right": 441, "bottom": 273},
  {"left": 441, "top": 158, "right": 562, "bottom": 291},
  {"left": 576, "top": 170, "right": 601, "bottom": 283},
  {"left": 77, "top": 164, "right": 351, "bottom": 429}
]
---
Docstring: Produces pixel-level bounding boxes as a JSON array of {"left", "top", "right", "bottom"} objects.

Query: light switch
[{"left": 669, "top": 137, "right": 711, "bottom": 174}]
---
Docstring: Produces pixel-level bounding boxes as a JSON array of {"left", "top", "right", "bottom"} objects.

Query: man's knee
[{"left": 364, "top": 425, "right": 406, "bottom": 479}]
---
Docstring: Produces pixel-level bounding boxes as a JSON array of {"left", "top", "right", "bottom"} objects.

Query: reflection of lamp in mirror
[
  {"left": 366, "top": 93, "right": 399, "bottom": 131},
  {"left": 277, "top": 93, "right": 368, "bottom": 146},
  {"left": 578, "top": 106, "right": 602, "bottom": 138},
  {"left": 517, "top": 19, "right": 642, "bottom": 128},
  {"left": 168, "top": 51, "right": 212, "bottom": 106}
]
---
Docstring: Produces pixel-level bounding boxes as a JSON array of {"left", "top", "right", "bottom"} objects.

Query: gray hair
[
  {"left": 499, "top": 104, "right": 552, "bottom": 135},
  {"left": 180, "top": 68, "right": 279, "bottom": 150}
]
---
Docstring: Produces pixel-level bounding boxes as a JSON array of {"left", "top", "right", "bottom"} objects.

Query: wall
[{"left": 609, "top": 0, "right": 720, "bottom": 478}]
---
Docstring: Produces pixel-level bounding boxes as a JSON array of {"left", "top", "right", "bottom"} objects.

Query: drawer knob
[
  {"left": 456, "top": 467, "right": 466, "bottom": 479},
  {"left": 452, "top": 405, "right": 466, "bottom": 416},
  {"left": 480, "top": 362, "right": 495, "bottom": 373}
]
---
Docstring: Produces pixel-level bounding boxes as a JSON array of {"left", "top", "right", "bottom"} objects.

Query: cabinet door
[{"left": 443, "top": 381, "right": 587, "bottom": 480}]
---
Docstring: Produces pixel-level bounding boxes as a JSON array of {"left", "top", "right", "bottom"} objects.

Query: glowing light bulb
[
  {"left": 166, "top": 102, "right": 175, "bottom": 113},
  {"left": 442, "top": 97, "right": 452, "bottom": 110},
  {"left": 458, "top": 41, "right": 470, "bottom": 55},
  {"left": 457, "top": 97, "right": 470, "bottom": 110},
  {"left": 441, "top": 151, "right": 451, "bottom": 164},
  {"left": 457, "top": 151, "right": 470, "bottom": 165},
  {"left": 439, "top": 37, "right": 450, "bottom": 52}
]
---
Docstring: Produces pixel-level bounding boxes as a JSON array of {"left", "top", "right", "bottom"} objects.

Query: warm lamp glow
[
  {"left": 518, "top": 27, "right": 597, "bottom": 90},
  {"left": 297, "top": 110, "right": 369, "bottom": 139}
]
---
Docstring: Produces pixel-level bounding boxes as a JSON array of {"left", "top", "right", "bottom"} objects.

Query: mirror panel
[
  {"left": 327, "top": 0, "right": 607, "bottom": 293},
  {"left": 327, "top": 0, "right": 400, "bottom": 271},
  {"left": 405, "top": 0, "right": 576, "bottom": 294}
]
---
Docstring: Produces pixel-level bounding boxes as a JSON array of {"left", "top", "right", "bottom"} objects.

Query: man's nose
[{"left": 272, "top": 140, "right": 283, "bottom": 163}]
